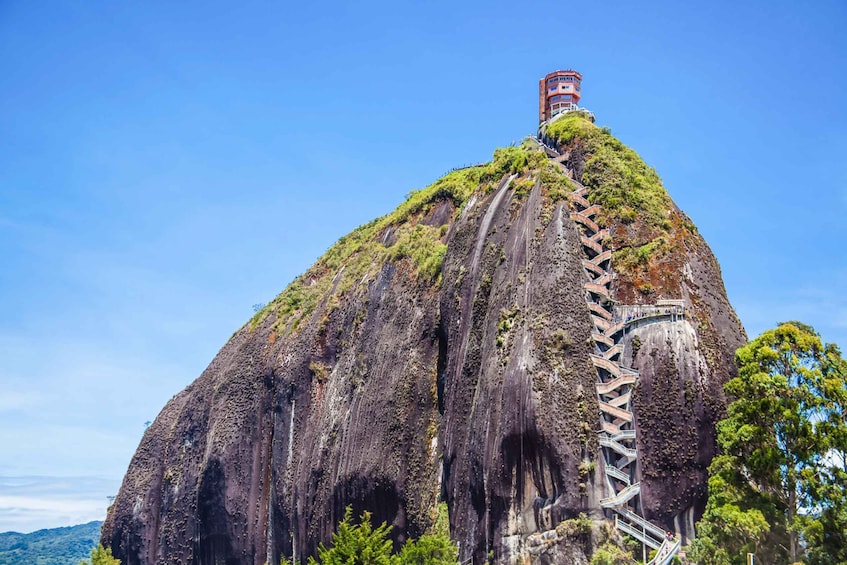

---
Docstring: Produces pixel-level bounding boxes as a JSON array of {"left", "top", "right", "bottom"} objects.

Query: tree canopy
[
  {"left": 78, "top": 543, "right": 120, "bottom": 565},
  {"left": 288, "top": 505, "right": 458, "bottom": 565},
  {"left": 690, "top": 322, "right": 847, "bottom": 565}
]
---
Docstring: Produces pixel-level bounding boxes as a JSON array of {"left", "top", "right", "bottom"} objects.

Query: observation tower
[{"left": 539, "top": 69, "right": 582, "bottom": 123}]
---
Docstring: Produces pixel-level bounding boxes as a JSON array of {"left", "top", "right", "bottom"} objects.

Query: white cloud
[
  {"left": 0, "top": 476, "right": 119, "bottom": 533},
  {"left": 0, "top": 332, "right": 186, "bottom": 479}
]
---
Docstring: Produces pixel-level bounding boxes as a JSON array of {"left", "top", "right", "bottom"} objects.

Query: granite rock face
[{"left": 102, "top": 139, "right": 745, "bottom": 564}]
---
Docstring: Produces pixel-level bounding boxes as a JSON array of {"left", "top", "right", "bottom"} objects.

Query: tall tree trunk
[{"left": 788, "top": 487, "right": 798, "bottom": 563}]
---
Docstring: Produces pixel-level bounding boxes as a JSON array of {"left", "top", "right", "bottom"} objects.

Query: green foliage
[
  {"left": 546, "top": 112, "right": 670, "bottom": 234},
  {"left": 309, "top": 360, "right": 329, "bottom": 382},
  {"left": 395, "top": 501, "right": 457, "bottom": 565},
  {"left": 555, "top": 513, "right": 592, "bottom": 538},
  {"left": 481, "top": 145, "right": 547, "bottom": 185},
  {"left": 545, "top": 112, "right": 599, "bottom": 147},
  {"left": 429, "top": 502, "right": 451, "bottom": 540},
  {"left": 251, "top": 144, "right": 551, "bottom": 337},
  {"left": 612, "top": 238, "right": 667, "bottom": 272},
  {"left": 249, "top": 165, "right": 483, "bottom": 335},
  {"left": 577, "top": 461, "right": 595, "bottom": 478},
  {"left": 801, "top": 502, "right": 847, "bottom": 565},
  {"left": 691, "top": 322, "right": 847, "bottom": 565},
  {"left": 396, "top": 535, "right": 457, "bottom": 565},
  {"left": 79, "top": 543, "right": 120, "bottom": 565},
  {"left": 548, "top": 328, "right": 573, "bottom": 353},
  {"left": 589, "top": 542, "right": 631, "bottom": 565},
  {"left": 308, "top": 507, "right": 394, "bottom": 565},
  {"left": 308, "top": 506, "right": 459, "bottom": 565},
  {"left": 496, "top": 306, "right": 519, "bottom": 349},
  {"left": 0, "top": 521, "right": 102, "bottom": 565},
  {"left": 512, "top": 178, "right": 535, "bottom": 200},
  {"left": 538, "top": 161, "right": 574, "bottom": 203},
  {"left": 388, "top": 224, "right": 448, "bottom": 283}
]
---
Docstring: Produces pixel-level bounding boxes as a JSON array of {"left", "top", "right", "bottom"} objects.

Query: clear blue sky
[{"left": 1, "top": 0, "right": 845, "bottom": 533}]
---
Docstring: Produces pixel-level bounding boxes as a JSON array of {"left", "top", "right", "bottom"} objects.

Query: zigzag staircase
[{"left": 536, "top": 138, "right": 681, "bottom": 564}]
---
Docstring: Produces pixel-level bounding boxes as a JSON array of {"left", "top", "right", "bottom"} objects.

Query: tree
[
  {"left": 307, "top": 507, "right": 394, "bottom": 565},
  {"left": 803, "top": 337, "right": 847, "bottom": 565},
  {"left": 396, "top": 534, "right": 457, "bottom": 565},
  {"left": 397, "top": 502, "right": 457, "bottom": 565},
  {"left": 79, "top": 543, "right": 120, "bottom": 565},
  {"left": 304, "top": 505, "right": 459, "bottom": 565},
  {"left": 691, "top": 322, "right": 847, "bottom": 565}
]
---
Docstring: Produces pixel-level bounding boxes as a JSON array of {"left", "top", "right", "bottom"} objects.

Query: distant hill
[{"left": 0, "top": 521, "right": 101, "bottom": 565}]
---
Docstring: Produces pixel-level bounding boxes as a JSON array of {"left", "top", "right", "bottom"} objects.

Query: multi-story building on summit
[{"left": 538, "top": 69, "right": 582, "bottom": 123}]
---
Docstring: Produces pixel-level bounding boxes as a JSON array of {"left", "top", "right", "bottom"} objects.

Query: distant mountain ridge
[{"left": 0, "top": 521, "right": 101, "bottom": 565}]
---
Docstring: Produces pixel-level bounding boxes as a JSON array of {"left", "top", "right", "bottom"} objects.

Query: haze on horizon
[{"left": 1, "top": 0, "right": 845, "bottom": 533}]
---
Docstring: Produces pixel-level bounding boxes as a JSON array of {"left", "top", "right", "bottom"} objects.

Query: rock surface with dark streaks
[{"left": 102, "top": 129, "right": 745, "bottom": 564}]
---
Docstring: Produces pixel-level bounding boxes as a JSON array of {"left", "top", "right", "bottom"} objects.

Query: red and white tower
[{"left": 538, "top": 69, "right": 582, "bottom": 123}]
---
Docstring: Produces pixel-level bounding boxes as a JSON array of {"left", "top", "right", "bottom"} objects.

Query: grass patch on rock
[
  {"left": 250, "top": 144, "right": 548, "bottom": 336},
  {"left": 546, "top": 112, "right": 671, "bottom": 231}
]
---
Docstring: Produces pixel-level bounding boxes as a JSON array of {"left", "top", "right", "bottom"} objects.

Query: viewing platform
[{"left": 614, "top": 303, "right": 686, "bottom": 325}]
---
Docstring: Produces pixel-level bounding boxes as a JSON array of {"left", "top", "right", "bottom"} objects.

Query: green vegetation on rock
[
  {"left": 78, "top": 544, "right": 120, "bottom": 565},
  {"left": 588, "top": 541, "right": 631, "bottom": 565},
  {"left": 556, "top": 513, "right": 593, "bottom": 539},
  {"left": 545, "top": 112, "right": 685, "bottom": 288},
  {"left": 545, "top": 113, "right": 670, "bottom": 230},
  {"left": 252, "top": 144, "right": 558, "bottom": 337},
  {"left": 611, "top": 237, "right": 667, "bottom": 273},
  {"left": 289, "top": 505, "right": 458, "bottom": 565},
  {"left": 0, "top": 521, "right": 102, "bottom": 565},
  {"left": 690, "top": 322, "right": 847, "bottom": 565},
  {"left": 251, "top": 165, "right": 481, "bottom": 335}
]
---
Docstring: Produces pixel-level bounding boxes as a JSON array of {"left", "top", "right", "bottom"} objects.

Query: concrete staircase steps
[
  {"left": 591, "top": 273, "right": 613, "bottom": 287},
  {"left": 590, "top": 355, "right": 623, "bottom": 378},
  {"left": 548, "top": 156, "right": 681, "bottom": 562},
  {"left": 581, "top": 204, "right": 601, "bottom": 217},
  {"left": 570, "top": 212, "right": 601, "bottom": 234},
  {"left": 605, "top": 429, "right": 636, "bottom": 442},
  {"left": 615, "top": 518, "right": 662, "bottom": 550},
  {"left": 615, "top": 508, "right": 667, "bottom": 541},
  {"left": 583, "top": 259, "right": 605, "bottom": 277},
  {"left": 588, "top": 228, "right": 610, "bottom": 243},
  {"left": 591, "top": 315, "right": 612, "bottom": 332},
  {"left": 601, "top": 421, "right": 622, "bottom": 435},
  {"left": 598, "top": 402, "right": 632, "bottom": 422},
  {"left": 596, "top": 374, "right": 636, "bottom": 395},
  {"left": 592, "top": 332, "right": 615, "bottom": 348},
  {"left": 569, "top": 184, "right": 588, "bottom": 197},
  {"left": 580, "top": 236, "right": 604, "bottom": 256},
  {"left": 590, "top": 249, "right": 612, "bottom": 265},
  {"left": 568, "top": 192, "right": 591, "bottom": 208},
  {"left": 605, "top": 392, "right": 632, "bottom": 409},
  {"left": 597, "top": 343, "right": 623, "bottom": 361},
  {"left": 599, "top": 436, "right": 637, "bottom": 460},
  {"left": 604, "top": 464, "right": 631, "bottom": 486},
  {"left": 588, "top": 302, "right": 613, "bottom": 321},
  {"left": 584, "top": 282, "right": 611, "bottom": 301},
  {"left": 600, "top": 482, "right": 641, "bottom": 508}
]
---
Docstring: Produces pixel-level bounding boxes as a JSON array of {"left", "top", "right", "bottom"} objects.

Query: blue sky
[{"left": 1, "top": 0, "right": 845, "bottom": 533}]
